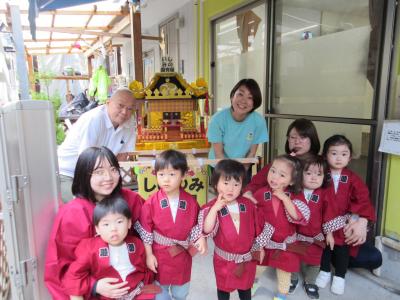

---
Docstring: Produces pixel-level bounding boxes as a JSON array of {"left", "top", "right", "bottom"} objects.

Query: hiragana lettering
[{"left": 144, "top": 177, "right": 157, "bottom": 193}]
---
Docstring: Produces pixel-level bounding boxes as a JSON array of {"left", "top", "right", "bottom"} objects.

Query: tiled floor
[{"left": 187, "top": 240, "right": 398, "bottom": 300}]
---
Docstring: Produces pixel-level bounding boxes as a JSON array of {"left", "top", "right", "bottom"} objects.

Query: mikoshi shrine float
[{"left": 127, "top": 57, "right": 211, "bottom": 204}]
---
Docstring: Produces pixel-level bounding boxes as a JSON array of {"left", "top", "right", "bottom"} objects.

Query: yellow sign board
[{"left": 135, "top": 166, "right": 208, "bottom": 206}]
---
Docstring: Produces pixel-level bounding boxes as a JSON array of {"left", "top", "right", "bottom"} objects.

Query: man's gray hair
[{"left": 111, "top": 87, "right": 134, "bottom": 97}]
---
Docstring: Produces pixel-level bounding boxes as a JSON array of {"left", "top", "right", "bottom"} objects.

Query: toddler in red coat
[
  {"left": 202, "top": 159, "right": 268, "bottom": 300},
  {"left": 64, "top": 195, "right": 159, "bottom": 300},
  {"left": 315, "top": 135, "right": 376, "bottom": 295}
]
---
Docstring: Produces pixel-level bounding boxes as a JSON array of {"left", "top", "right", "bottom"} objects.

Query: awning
[{"left": 28, "top": 0, "right": 106, "bottom": 39}]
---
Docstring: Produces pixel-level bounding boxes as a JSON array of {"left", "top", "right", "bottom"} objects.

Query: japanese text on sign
[
  {"left": 136, "top": 166, "right": 208, "bottom": 205},
  {"left": 379, "top": 120, "right": 400, "bottom": 156}
]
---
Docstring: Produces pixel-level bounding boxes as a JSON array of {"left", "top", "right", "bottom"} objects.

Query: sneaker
[
  {"left": 273, "top": 293, "right": 287, "bottom": 300},
  {"left": 303, "top": 283, "right": 319, "bottom": 299},
  {"left": 331, "top": 276, "right": 345, "bottom": 295},
  {"left": 315, "top": 271, "right": 331, "bottom": 288},
  {"left": 288, "top": 278, "right": 299, "bottom": 294}
]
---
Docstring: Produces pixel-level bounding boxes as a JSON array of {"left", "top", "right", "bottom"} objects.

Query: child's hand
[
  {"left": 194, "top": 237, "right": 208, "bottom": 255},
  {"left": 272, "top": 189, "right": 289, "bottom": 202},
  {"left": 326, "top": 232, "right": 335, "bottom": 250},
  {"left": 146, "top": 253, "right": 158, "bottom": 273},
  {"left": 344, "top": 217, "right": 368, "bottom": 246},
  {"left": 213, "top": 193, "right": 228, "bottom": 211},
  {"left": 243, "top": 191, "right": 257, "bottom": 205},
  {"left": 96, "top": 278, "right": 129, "bottom": 298}
]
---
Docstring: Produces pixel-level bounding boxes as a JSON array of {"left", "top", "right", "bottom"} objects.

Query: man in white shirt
[{"left": 58, "top": 88, "right": 136, "bottom": 202}]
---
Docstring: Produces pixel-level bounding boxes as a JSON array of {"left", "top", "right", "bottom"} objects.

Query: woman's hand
[
  {"left": 194, "top": 237, "right": 208, "bottom": 255},
  {"left": 146, "top": 253, "right": 158, "bottom": 273},
  {"left": 243, "top": 191, "right": 257, "bottom": 204},
  {"left": 344, "top": 217, "right": 368, "bottom": 246},
  {"left": 96, "top": 278, "right": 129, "bottom": 299}
]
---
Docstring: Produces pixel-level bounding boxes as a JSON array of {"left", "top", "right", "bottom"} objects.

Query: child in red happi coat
[
  {"left": 201, "top": 159, "right": 269, "bottom": 300},
  {"left": 289, "top": 155, "right": 345, "bottom": 299},
  {"left": 136, "top": 150, "right": 207, "bottom": 300},
  {"left": 64, "top": 195, "right": 159, "bottom": 300},
  {"left": 315, "top": 135, "right": 376, "bottom": 295},
  {"left": 253, "top": 154, "right": 311, "bottom": 300}
]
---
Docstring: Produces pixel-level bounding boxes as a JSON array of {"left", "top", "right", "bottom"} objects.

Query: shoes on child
[
  {"left": 288, "top": 278, "right": 299, "bottom": 294},
  {"left": 273, "top": 293, "right": 287, "bottom": 300},
  {"left": 303, "top": 283, "right": 319, "bottom": 299},
  {"left": 315, "top": 270, "right": 331, "bottom": 288},
  {"left": 331, "top": 276, "right": 345, "bottom": 295}
]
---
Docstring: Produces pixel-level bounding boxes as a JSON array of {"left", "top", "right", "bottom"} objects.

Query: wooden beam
[
  {"left": 0, "top": 9, "right": 128, "bottom": 16},
  {"left": 22, "top": 26, "right": 130, "bottom": 38},
  {"left": 26, "top": 53, "right": 35, "bottom": 91},
  {"left": 40, "top": 75, "right": 90, "bottom": 80},
  {"left": 33, "top": 55, "right": 40, "bottom": 92},
  {"left": 84, "top": 15, "right": 131, "bottom": 56},
  {"left": 24, "top": 26, "right": 112, "bottom": 31},
  {"left": 28, "top": 46, "right": 89, "bottom": 50},
  {"left": 25, "top": 38, "right": 97, "bottom": 42},
  {"left": 48, "top": 11, "right": 56, "bottom": 54},
  {"left": 88, "top": 56, "right": 93, "bottom": 77},
  {"left": 69, "top": 5, "right": 97, "bottom": 54},
  {"left": 130, "top": 6, "right": 143, "bottom": 82},
  {"left": 142, "top": 35, "right": 162, "bottom": 42},
  {"left": 29, "top": 52, "right": 85, "bottom": 55}
]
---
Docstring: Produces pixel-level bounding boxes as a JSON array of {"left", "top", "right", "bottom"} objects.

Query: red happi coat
[
  {"left": 254, "top": 186, "right": 310, "bottom": 272},
  {"left": 201, "top": 196, "right": 262, "bottom": 292},
  {"left": 326, "top": 168, "right": 376, "bottom": 256},
  {"left": 243, "top": 163, "right": 271, "bottom": 194},
  {"left": 44, "top": 189, "right": 144, "bottom": 300},
  {"left": 63, "top": 235, "right": 154, "bottom": 300},
  {"left": 138, "top": 188, "right": 200, "bottom": 285},
  {"left": 295, "top": 188, "right": 343, "bottom": 265}
]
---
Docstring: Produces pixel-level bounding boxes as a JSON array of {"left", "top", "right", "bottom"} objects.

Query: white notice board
[{"left": 378, "top": 120, "right": 400, "bottom": 155}]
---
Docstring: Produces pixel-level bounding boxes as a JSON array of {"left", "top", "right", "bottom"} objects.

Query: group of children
[{"left": 61, "top": 134, "right": 375, "bottom": 300}]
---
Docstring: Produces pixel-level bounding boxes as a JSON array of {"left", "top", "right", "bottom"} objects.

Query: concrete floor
[{"left": 187, "top": 240, "right": 399, "bottom": 300}]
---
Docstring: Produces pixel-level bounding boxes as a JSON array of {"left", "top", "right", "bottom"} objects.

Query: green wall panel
[{"left": 384, "top": 155, "right": 400, "bottom": 241}]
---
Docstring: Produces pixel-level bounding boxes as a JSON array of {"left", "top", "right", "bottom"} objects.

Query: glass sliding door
[
  {"left": 212, "top": 1, "right": 267, "bottom": 113},
  {"left": 269, "top": 0, "right": 385, "bottom": 182},
  {"left": 270, "top": 118, "right": 371, "bottom": 180}
]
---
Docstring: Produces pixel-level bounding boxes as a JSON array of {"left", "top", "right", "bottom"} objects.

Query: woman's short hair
[
  {"left": 211, "top": 159, "right": 246, "bottom": 190},
  {"left": 155, "top": 149, "right": 188, "bottom": 175},
  {"left": 93, "top": 195, "right": 131, "bottom": 226},
  {"left": 285, "top": 118, "right": 320, "bottom": 155},
  {"left": 72, "top": 146, "right": 122, "bottom": 203},
  {"left": 230, "top": 78, "right": 262, "bottom": 112}
]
